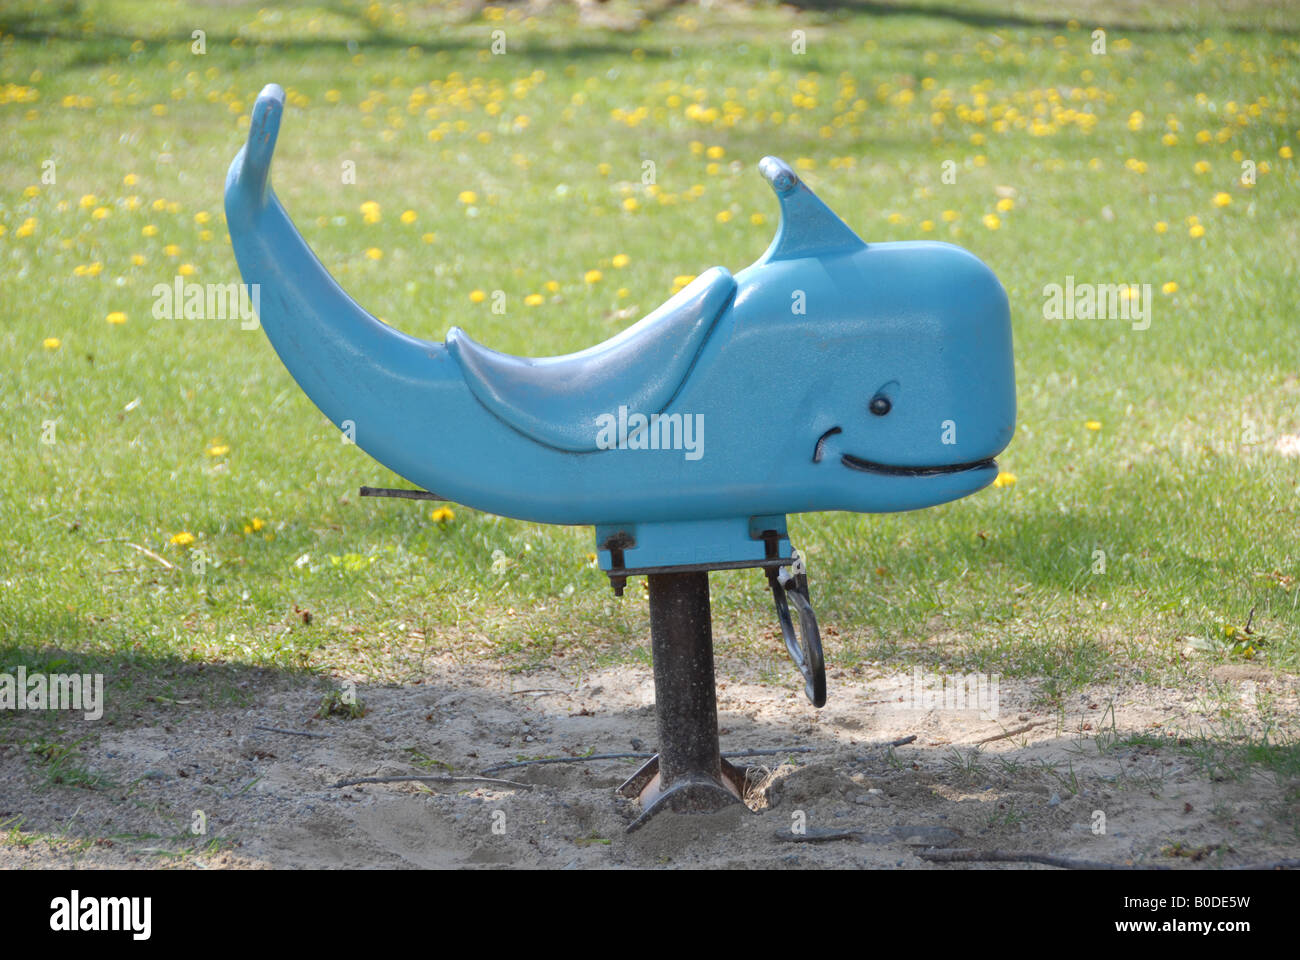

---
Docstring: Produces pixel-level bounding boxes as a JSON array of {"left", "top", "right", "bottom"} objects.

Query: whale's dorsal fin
[
  {"left": 447, "top": 267, "right": 736, "bottom": 453},
  {"left": 755, "top": 156, "right": 866, "bottom": 264}
]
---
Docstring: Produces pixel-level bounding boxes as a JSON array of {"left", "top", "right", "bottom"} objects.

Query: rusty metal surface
[
  {"left": 619, "top": 572, "right": 747, "bottom": 831},
  {"left": 358, "top": 486, "right": 445, "bottom": 501}
]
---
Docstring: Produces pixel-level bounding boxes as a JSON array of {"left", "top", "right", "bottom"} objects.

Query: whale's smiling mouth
[
  {"left": 813, "top": 426, "right": 996, "bottom": 477},
  {"left": 839, "top": 453, "right": 997, "bottom": 477}
]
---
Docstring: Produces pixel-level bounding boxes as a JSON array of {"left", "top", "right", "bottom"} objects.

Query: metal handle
[{"left": 766, "top": 553, "right": 826, "bottom": 707}]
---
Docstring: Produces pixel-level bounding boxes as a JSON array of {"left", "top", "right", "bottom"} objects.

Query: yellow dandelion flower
[
  {"left": 92, "top": 206, "right": 111, "bottom": 220},
  {"left": 1189, "top": 224, "right": 1206, "bottom": 238},
  {"left": 1280, "top": 145, "right": 1293, "bottom": 159},
  {"left": 170, "top": 531, "right": 196, "bottom": 547},
  {"left": 716, "top": 210, "right": 732, "bottom": 223},
  {"left": 617, "top": 287, "right": 630, "bottom": 298},
  {"left": 996, "top": 197, "right": 1014, "bottom": 212},
  {"left": 1085, "top": 420, "right": 1101, "bottom": 431},
  {"left": 131, "top": 254, "right": 146, "bottom": 266},
  {"left": 206, "top": 443, "right": 229, "bottom": 456},
  {"left": 194, "top": 211, "right": 211, "bottom": 225},
  {"left": 584, "top": 269, "right": 602, "bottom": 284},
  {"left": 106, "top": 311, "right": 127, "bottom": 325},
  {"left": 79, "top": 194, "right": 96, "bottom": 209},
  {"left": 469, "top": 289, "right": 487, "bottom": 303},
  {"left": 750, "top": 212, "right": 766, "bottom": 226},
  {"left": 612, "top": 253, "right": 630, "bottom": 268},
  {"left": 920, "top": 220, "right": 935, "bottom": 232},
  {"left": 992, "top": 471, "right": 1017, "bottom": 488},
  {"left": 430, "top": 506, "right": 455, "bottom": 523},
  {"left": 421, "top": 232, "right": 436, "bottom": 244},
  {"left": 524, "top": 293, "right": 544, "bottom": 306},
  {"left": 1213, "top": 192, "right": 1231, "bottom": 207},
  {"left": 16, "top": 218, "right": 37, "bottom": 238},
  {"left": 982, "top": 213, "right": 1001, "bottom": 230},
  {"left": 400, "top": 210, "right": 417, "bottom": 224},
  {"left": 43, "top": 337, "right": 61, "bottom": 350},
  {"left": 365, "top": 247, "right": 383, "bottom": 260},
  {"left": 1162, "top": 281, "right": 1178, "bottom": 294},
  {"left": 622, "top": 197, "right": 639, "bottom": 212},
  {"left": 706, "top": 145, "right": 725, "bottom": 159},
  {"left": 178, "top": 263, "right": 196, "bottom": 276},
  {"left": 124, "top": 173, "right": 139, "bottom": 186},
  {"left": 458, "top": 191, "right": 478, "bottom": 205},
  {"left": 163, "top": 244, "right": 180, "bottom": 257},
  {"left": 941, "top": 209, "right": 959, "bottom": 222},
  {"left": 250, "top": 517, "right": 264, "bottom": 532},
  {"left": 1154, "top": 221, "right": 1168, "bottom": 233},
  {"left": 142, "top": 224, "right": 159, "bottom": 237}
]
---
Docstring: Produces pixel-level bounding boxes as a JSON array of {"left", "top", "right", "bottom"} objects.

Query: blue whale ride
[{"left": 226, "top": 83, "right": 1016, "bottom": 825}]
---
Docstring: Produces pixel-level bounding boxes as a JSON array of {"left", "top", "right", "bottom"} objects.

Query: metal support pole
[{"left": 618, "top": 571, "right": 748, "bottom": 830}]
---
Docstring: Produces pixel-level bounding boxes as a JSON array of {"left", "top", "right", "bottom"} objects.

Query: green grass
[{"left": 1, "top": 0, "right": 1298, "bottom": 732}]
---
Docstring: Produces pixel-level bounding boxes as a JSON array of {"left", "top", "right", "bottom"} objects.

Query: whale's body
[{"left": 225, "top": 85, "right": 1015, "bottom": 558}]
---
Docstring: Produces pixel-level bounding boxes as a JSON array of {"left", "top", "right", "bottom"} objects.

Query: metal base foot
[
  {"left": 619, "top": 571, "right": 752, "bottom": 832},
  {"left": 618, "top": 754, "right": 748, "bottom": 832}
]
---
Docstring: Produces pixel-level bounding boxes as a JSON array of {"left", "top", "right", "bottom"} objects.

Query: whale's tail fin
[
  {"left": 225, "top": 83, "right": 284, "bottom": 222},
  {"left": 224, "top": 82, "right": 460, "bottom": 502},
  {"left": 754, "top": 156, "right": 866, "bottom": 264}
]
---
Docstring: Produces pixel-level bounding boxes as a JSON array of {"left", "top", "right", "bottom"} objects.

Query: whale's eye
[{"left": 869, "top": 395, "right": 892, "bottom": 417}]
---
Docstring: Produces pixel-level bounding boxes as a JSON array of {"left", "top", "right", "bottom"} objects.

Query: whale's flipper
[
  {"left": 447, "top": 267, "right": 736, "bottom": 452},
  {"left": 754, "top": 156, "right": 866, "bottom": 264}
]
